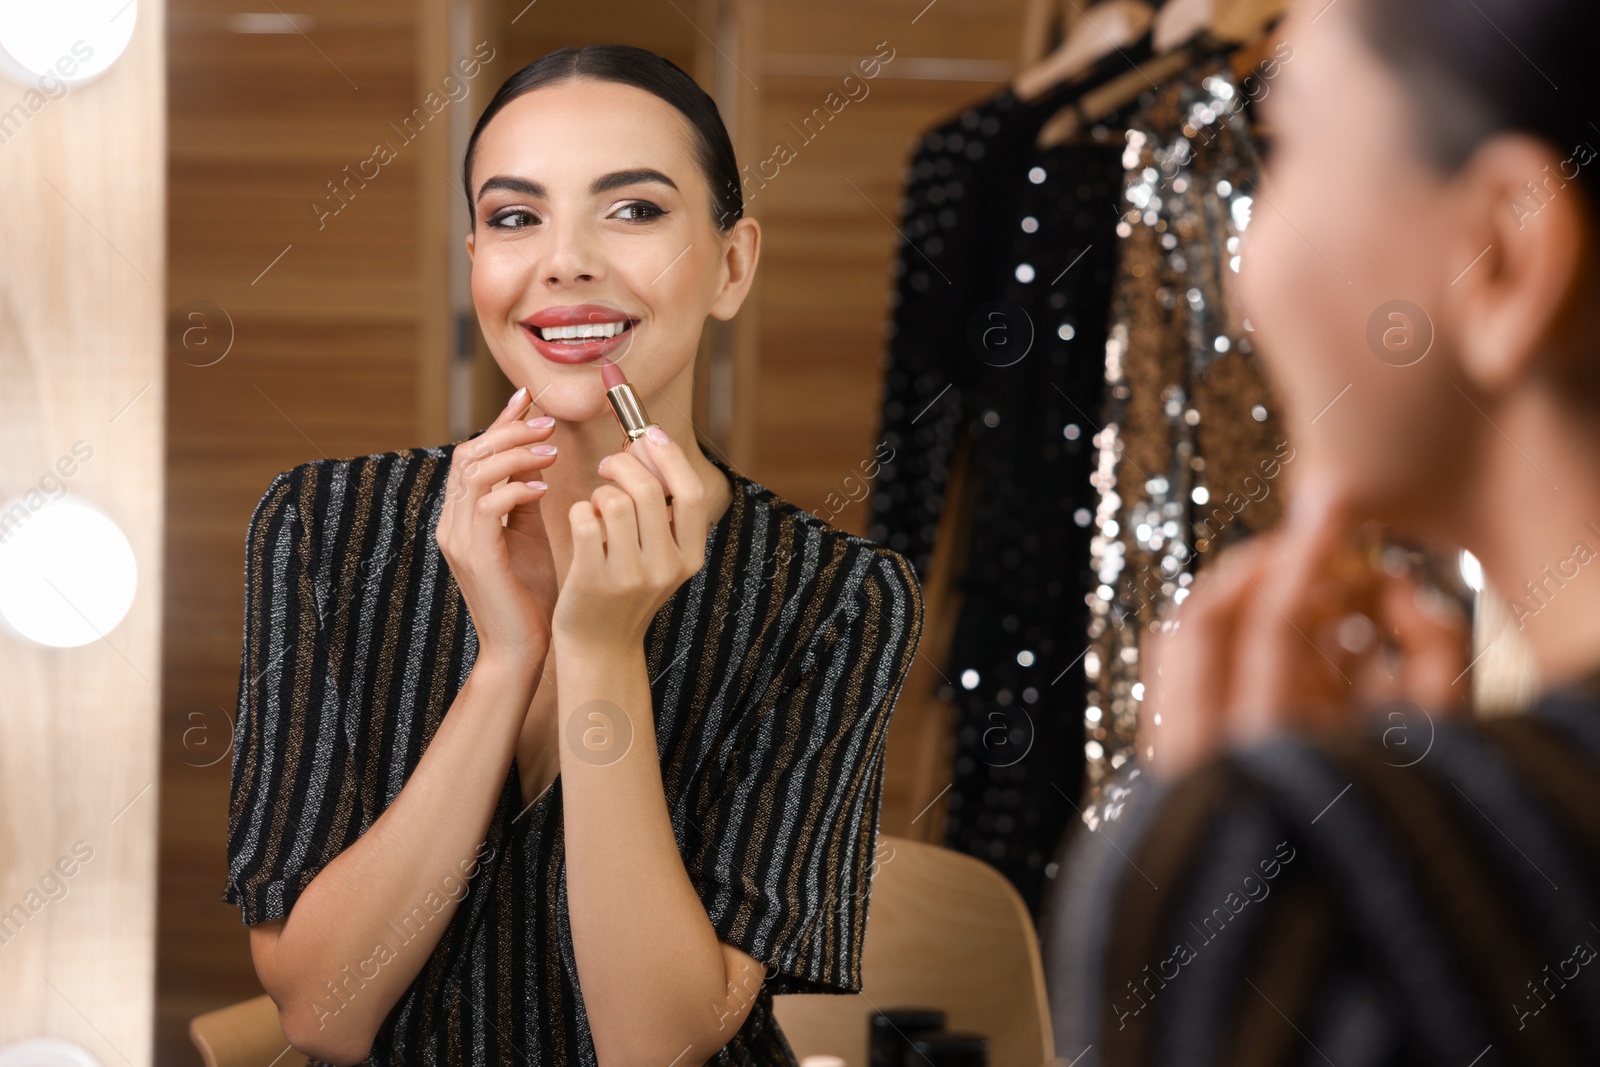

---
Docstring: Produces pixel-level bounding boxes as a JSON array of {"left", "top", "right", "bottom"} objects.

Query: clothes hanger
[
  {"left": 1018, "top": 0, "right": 1090, "bottom": 71},
  {"left": 1012, "top": 0, "right": 1157, "bottom": 105},
  {"left": 1033, "top": 45, "right": 1195, "bottom": 149},
  {"left": 1150, "top": 0, "right": 1214, "bottom": 53},
  {"left": 1153, "top": 0, "right": 1287, "bottom": 52},
  {"left": 1034, "top": 0, "right": 1286, "bottom": 148}
]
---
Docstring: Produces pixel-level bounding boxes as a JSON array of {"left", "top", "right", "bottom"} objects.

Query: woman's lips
[{"left": 521, "top": 319, "right": 636, "bottom": 364}]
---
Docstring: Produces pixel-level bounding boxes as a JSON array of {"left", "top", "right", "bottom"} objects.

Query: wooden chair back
[{"left": 773, "top": 835, "right": 1054, "bottom": 1066}]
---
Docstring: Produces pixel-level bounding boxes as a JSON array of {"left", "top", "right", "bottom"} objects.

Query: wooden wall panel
[
  {"left": 160, "top": 1, "right": 455, "bottom": 1062},
  {"left": 0, "top": 2, "right": 167, "bottom": 1064},
  {"left": 737, "top": 0, "right": 1033, "bottom": 840}
]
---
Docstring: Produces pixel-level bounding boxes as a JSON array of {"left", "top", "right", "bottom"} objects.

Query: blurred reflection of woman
[
  {"left": 1046, "top": 1, "right": 1600, "bottom": 1064},
  {"left": 222, "top": 45, "right": 923, "bottom": 1067}
]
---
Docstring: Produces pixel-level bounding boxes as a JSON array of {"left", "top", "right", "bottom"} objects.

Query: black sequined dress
[{"left": 869, "top": 64, "right": 1134, "bottom": 916}]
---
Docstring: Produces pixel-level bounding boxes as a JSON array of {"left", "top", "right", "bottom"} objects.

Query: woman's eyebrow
[
  {"left": 475, "top": 168, "right": 680, "bottom": 204},
  {"left": 592, "top": 168, "right": 678, "bottom": 195}
]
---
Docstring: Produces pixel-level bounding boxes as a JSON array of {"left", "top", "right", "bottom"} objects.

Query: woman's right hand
[
  {"left": 437, "top": 386, "right": 561, "bottom": 677},
  {"left": 1139, "top": 471, "right": 1470, "bottom": 781}
]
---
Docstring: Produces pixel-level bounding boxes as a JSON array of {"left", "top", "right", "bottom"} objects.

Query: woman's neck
[{"left": 1455, "top": 388, "right": 1600, "bottom": 692}]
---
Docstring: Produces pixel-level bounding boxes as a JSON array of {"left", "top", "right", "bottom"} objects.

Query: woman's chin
[{"left": 512, "top": 378, "right": 615, "bottom": 424}]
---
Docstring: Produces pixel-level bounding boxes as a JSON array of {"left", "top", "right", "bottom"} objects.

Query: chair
[
  {"left": 190, "top": 838, "right": 1052, "bottom": 1067},
  {"left": 772, "top": 835, "right": 1055, "bottom": 1067},
  {"left": 188, "top": 995, "right": 305, "bottom": 1067}
]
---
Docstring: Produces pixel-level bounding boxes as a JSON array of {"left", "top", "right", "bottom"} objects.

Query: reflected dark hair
[
  {"left": 461, "top": 44, "right": 743, "bottom": 234},
  {"left": 1354, "top": 0, "right": 1600, "bottom": 206}
]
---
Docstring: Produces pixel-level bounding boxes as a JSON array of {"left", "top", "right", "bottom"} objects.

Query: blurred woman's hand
[
  {"left": 1139, "top": 472, "right": 1472, "bottom": 780},
  {"left": 436, "top": 388, "right": 561, "bottom": 677}
]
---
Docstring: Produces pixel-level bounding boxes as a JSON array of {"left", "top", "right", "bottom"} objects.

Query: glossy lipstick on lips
[{"left": 520, "top": 304, "right": 637, "bottom": 364}]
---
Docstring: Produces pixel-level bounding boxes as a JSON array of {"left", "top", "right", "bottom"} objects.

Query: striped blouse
[
  {"left": 1044, "top": 681, "right": 1600, "bottom": 1067},
  {"left": 222, "top": 433, "right": 925, "bottom": 1066}
]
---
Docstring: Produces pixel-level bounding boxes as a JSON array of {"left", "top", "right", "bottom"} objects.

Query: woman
[
  {"left": 1045, "top": 0, "right": 1600, "bottom": 1064},
  {"left": 222, "top": 45, "right": 924, "bottom": 1066}
]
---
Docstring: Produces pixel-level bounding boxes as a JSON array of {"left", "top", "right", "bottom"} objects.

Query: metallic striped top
[
  {"left": 222, "top": 434, "right": 925, "bottom": 1066},
  {"left": 1044, "top": 679, "right": 1600, "bottom": 1067}
]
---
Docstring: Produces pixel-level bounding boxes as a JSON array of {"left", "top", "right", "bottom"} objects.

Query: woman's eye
[
  {"left": 614, "top": 201, "right": 667, "bottom": 223},
  {"left": 487, "top": 208, "right": 536, "bottom": 230}
]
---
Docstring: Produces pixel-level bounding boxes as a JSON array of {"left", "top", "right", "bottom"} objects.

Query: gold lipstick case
[
  {"left": 604, "top": 382, "right": 654, "bottom": 449},
  {"left": 604, "top": 383, "right": 673, "bottom": 505}
]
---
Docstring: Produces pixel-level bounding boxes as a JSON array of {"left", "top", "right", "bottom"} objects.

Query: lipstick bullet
[{"left": 600, "top": 357, "right": 654, "bottom": 447}]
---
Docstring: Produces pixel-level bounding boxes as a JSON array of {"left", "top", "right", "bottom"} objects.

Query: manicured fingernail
[
  {"left": 530, "top": 444, "right": 557, "bottom": 455},
  {"left": 598, "top": 455, "right": 610, "bottom": 471},
  {"left": 526, "top": 415, "right": 555, "bottom": 428},
  {"left": 507, "top": 385, "right": 527, "bottom": 408},
  {"left": 645, "top": 426, "right": 670, "bottom": 445},
  {"left": 525, "top": 480, "right": 547, "bottom": 490}
]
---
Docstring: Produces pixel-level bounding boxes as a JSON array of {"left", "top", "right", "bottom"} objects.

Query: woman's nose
[{"left": 540, "top": 218, "right": 601, "bottom": 286}]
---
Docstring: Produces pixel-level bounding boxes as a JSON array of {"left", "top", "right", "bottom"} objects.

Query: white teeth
[{"left": 536, "top": 320, "right": 630, "bottom": 341}]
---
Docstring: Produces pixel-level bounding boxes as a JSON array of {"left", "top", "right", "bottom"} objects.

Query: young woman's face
[
  {"left": 1236, "top": 0, "right": 1481, "bottom": 525},
  {"left": 465, "top": 78, "right": 737, "bottom": 421}
]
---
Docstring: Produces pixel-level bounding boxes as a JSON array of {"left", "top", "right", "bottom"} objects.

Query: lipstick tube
[
  {"left": 599, "top": 363, "right": 672, "bottom": 505},
  {"left": 604, "top": 381, "right": 655, "bottom": 450}
]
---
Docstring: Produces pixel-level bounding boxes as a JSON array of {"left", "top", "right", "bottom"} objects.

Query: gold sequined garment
[{"left": 1082, "top": 57, "right": 1288, "bottom": 823}]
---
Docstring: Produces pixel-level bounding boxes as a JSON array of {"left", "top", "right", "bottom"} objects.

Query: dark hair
[
  {"left": 1354, "top": 0, "right": 1600, "bottom": 207},
  {"left": 461, "top": 44, "right": 743, "bottom": 234}
]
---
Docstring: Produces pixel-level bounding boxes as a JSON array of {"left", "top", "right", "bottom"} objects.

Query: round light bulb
[
  {"left": 0, "top": 1037, "right": 107, "bottom": 1067},
  {"left": 0, "top": 1, "right": 137, "bottom": 88},
  {"left": 0, "top": 499, "right": 137, "bottom": 648}
]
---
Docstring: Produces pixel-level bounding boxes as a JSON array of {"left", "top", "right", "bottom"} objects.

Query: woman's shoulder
[
  {"left": 720, "top": 458, "right": 924, "bottom": 616},
  {"left": 253, "top": 439, "right": 456, "bottom": 492},
  {"left": 1115, "top": 702, "right": 1600, "bottom": 878},
  {"left": 244, "top": 439, "right": 462, "bottom": 582},
  {"left": 1048, "top": 706, "right": 1600, "bottom": 1060}
]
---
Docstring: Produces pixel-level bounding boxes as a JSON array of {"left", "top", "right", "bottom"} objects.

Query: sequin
[
  {"left": 1081, "top": 56, "right": 1285, "bottom": 825},
  {"left": 868, "top": 59, "right": 1129, "bottom": 916}
]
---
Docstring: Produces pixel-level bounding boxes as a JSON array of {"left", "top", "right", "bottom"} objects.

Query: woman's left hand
[{"left": 553, "top": 427, "right": 709, "bottom": 651}]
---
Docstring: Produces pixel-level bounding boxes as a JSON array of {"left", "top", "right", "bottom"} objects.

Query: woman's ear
[
  {"left": 1448, "top": 133, "right": 1588, "bottom": 396},
  {"left": 465, "top": 229, "right": 476, "bottom": 263},
  {"left": 708, "top": 216, "right": 760, "bottom": 321}
]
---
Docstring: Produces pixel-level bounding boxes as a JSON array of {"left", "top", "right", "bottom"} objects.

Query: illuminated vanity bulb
[
  {"left": 0, "top": 499, "right": 137, "bottom": 648},
  {"left": 0, "top": 1037, "right": 107, "bottom": 1067},
  {"left": 0, "top": 0, "right": 137, "bottom": 88}
]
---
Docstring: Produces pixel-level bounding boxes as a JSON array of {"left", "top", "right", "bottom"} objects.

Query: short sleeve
[
  {"left": 686, "top": 547, "right": 925, "bottom": 995},
  {"left": 222, "top": 464, "right": 361, "bottom": 926}
]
